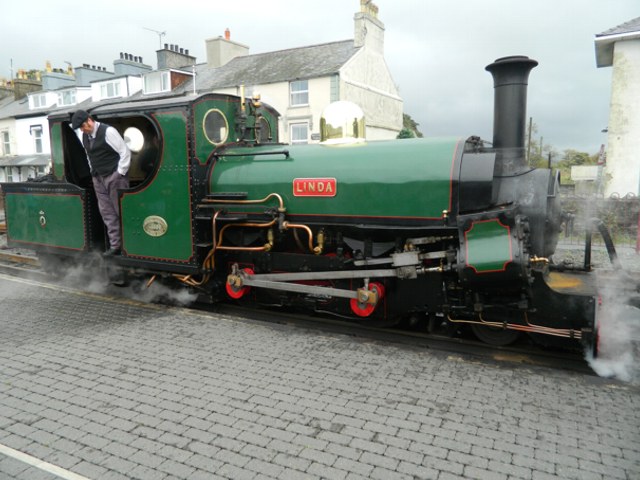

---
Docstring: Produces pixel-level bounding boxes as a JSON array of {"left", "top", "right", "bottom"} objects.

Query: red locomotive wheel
[
  {"left": 226, "top": 268, "right": 254, "bottom": 299},
  {"left": 350, "top": 282, "right": 385, "bottom": 318}
]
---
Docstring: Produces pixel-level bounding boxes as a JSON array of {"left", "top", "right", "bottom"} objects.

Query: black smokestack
[{"left": 485, "top": 55, "right": 538, "bottom": 173}]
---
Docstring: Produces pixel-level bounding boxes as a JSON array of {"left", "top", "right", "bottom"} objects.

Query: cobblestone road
[{"left": 0, "top": 273, "right": 638, "bottom": 480}]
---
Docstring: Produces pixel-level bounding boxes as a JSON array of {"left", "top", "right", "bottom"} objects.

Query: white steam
[
  {"left": 130, "top": 279, "right": 199, "bottom": 306},
  {"left": 52, "top": 253, "right": 199, "bottom": 307},
  {"left": 587, "top": 272, "right": 640, "bottom": 384}
]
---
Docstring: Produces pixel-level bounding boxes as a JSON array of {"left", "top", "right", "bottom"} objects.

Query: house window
[
  {"left": 290, "top": 123, "right": 309, "bottom": 144},
  {"left": 32, "top": 94, "right": 47, "bottom": 108},
  {"left": 7, "top": 168, "right": 13, "bottom": 182},
  {"left": 31, "top": 126, "right": 43, "bottom": 153},
  {"left": 100, "top": 81, "right": 121, "bottom": 99},
  {"left": 143, "top": 71, "right": 170, "bottom": 94},
  {"left": 1, "top": 131, "right": 10, "bottom": 155},
  {"left": 290, "top": 80, "right": 309, "bottom": 106},
  {"left": 57, "top": 90, "right": 76, "bottom": 106}
]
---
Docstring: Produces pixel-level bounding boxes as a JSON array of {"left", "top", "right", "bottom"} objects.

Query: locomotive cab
[
  {"left": 1, "top": 93, "right": 280, "bottom": 272},
  {"left": 54, "top": 114, "right": 161, "bottom": 189}
]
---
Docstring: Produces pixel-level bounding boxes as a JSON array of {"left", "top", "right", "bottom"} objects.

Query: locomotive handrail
[
  {"left": 214, "top": 149, "right": 290, "bottom": 159},
  {"left": 202, "top": 192, "right": 285, "bottom": 212}
]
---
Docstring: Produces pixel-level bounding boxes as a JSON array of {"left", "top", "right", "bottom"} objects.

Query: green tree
[
  {"left": 555, "top": 149, "right": 598, "bottom": 184},
  {"left": 399, "top": 113, "right": 423, "bottom": 138},
  {"left": 397, "top": 128, "right": 415, "bottom": 139}
]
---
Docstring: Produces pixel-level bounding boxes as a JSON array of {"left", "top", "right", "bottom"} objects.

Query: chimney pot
[
  {"left": 164, "top": 43, "right": 168, "bottom": 49},
  {"left": 225, "top": 28, "right": 230, "bottom": 40},
  {"left": 140, "top": 56, "right": 143, "bottom": 63},
  {"left": 185, "top": 49, "right": 189, "bottom": 55}
]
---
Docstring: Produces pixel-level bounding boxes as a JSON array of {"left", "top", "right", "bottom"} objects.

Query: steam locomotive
[{"left": 1, "top": 56, "right": 600, "bottom": 352}]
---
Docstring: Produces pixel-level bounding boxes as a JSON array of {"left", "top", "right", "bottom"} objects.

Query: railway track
[{"left": 0, "top": 245, "right": 596, "bottom": 375}]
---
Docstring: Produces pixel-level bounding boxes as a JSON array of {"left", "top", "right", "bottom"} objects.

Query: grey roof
[
  {"left": 595, "top": 16, "right": 640, "bottom": 67},
  {"left": 0, "top": 96, "right": 31, "bottom": 119},
  {"left": 0, "top": 154, "right": 49, "bottom": 167},
  {"left": 597, "top": 16, "right": 640, "bottom": 37},
  {"left": 0, "top": 40, "right": 359, "bottom": 122},
  {"left": 176, "top": 39, "right": 359, "bottom": 93}
]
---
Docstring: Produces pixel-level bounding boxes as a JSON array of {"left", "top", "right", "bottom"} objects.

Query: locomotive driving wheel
[
  {"left": 350, "top": 282, "right": 385, "bottom": 318},
  {"left": 470, "top": 324, "right": 521, "bottom": 346},
  {"left": 226, "top": 268, "right": 254, "bottom": 299}
]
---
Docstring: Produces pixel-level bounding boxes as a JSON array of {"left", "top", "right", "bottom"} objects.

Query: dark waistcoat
[{"left": 83, "top": 123, "right": 119, "bottom": 176}]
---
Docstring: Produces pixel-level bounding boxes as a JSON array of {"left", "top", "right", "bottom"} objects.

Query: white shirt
[{"left": 77, "top": 121, "right": 131, "bottom": 175}]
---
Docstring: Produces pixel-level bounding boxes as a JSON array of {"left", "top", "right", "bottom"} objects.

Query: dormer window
[
  {"left": 143, "top": 71, "right": 170, "bottom": 94},
  {"left": 142, "top": 69, "right": 193, "bottom": 95},
  {"left": 57, "top": 90, "right": 76, "bottom": 106},
  {"left": 31, "top": 93, "right": 48, "bottom": 109},
  {"left": 100, "top": 81, "right": 121, "bottom": 99}
]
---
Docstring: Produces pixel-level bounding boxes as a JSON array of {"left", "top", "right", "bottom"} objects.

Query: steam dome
[{"left": 320, "top": 101, "right": 366, "bottom": 145}]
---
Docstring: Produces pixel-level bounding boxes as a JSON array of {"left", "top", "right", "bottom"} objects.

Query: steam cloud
[
  {"left": 54, "top": 253, "right": 199, "bottom": 307},
  {"left": 587, "top": 271, "right": 640, "bottom": 384}
]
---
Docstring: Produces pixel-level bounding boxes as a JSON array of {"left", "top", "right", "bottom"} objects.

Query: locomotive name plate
[
  {"left": 143, "top": 215, "right": 169, "bottom": 237},
  {"left": 293, "top": 178, "right": 337, "bottom": 197}
]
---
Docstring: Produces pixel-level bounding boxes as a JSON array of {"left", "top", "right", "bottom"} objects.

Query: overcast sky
[{"left": 1, "top": 0, "right": 637, "bottom": 154}]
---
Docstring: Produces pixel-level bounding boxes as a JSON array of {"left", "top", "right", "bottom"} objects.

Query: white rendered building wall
[{"left": 604, "top": 39, "right": 640, "bottom": 197}]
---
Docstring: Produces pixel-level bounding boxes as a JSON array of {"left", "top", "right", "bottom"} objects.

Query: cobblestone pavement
[{"left": 0, "top": 274, "right": 639, "bottom": 480}]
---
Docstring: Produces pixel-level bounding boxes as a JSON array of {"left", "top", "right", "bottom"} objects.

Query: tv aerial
[{"left": 144, "top": 27, "right": 166, "bottom": 49}]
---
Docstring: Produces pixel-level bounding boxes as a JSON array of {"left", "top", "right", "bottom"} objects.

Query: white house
[
  {"left": 1, "top": 0, "right": 403, "bottom": 184},
  {"left": 0, "top": 55, "right": 151, "bottom": 183},
  {"left": 172, "top": 1, "right": 403, "bottom": 143},
  {"left": 595, "top": 16, "right": 640, "bottom": 198}
]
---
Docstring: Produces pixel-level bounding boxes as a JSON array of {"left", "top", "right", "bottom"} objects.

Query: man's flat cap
[{"left": 71, "top": 110, "right": 90, "bottom": 129}]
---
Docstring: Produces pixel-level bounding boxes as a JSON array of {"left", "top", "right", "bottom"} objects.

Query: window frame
[
  {"left": 100, "top": 81, "right": 121, "bottom": 99},
  {"left": 143, "top": 71, "right": 170, "bottom": 94},
  {"left": 31, "top": 125, "right": 43, "bottom": 153},
  {"left": 290, "top": 122, "right": 309, "bottom": 145},
  {"left": 32, "top": 93, "right": 48, "bottom": 109},
  {"left": 290, "top": 80, "right": 309, "bottom": 107},
  {"left": 1, "top": 130, "right": 10, "bottom": 155},
  {"left": 57, "top": 90, "right": 76, "bottom": 107},
  {"left": 202, "top": 108, "right": 229, "bottom": 146}
]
